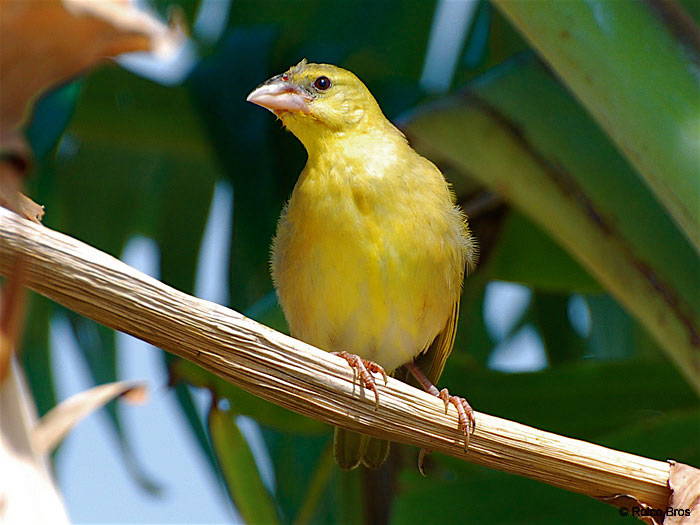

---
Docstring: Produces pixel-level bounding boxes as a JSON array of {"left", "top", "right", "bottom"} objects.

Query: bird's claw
[
  {"left": 333, "top": 351, "right": 387, "bottom": 409},
  {"left": 416, "top": 391, "right": 474, "bottom": 473},
  {"left": 417, "top": 448, "right": 430, "bottom": 476},
  {"left": 438, "top": 388, "right": 475, "bottom": 450}
]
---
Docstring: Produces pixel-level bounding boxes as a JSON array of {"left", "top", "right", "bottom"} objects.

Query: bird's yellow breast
[{"left": 272, "top": 136, "right": 469, "bottom": 372}]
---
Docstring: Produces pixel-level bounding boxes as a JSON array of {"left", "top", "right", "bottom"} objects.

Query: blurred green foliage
[{"left": 19, "top": 0, "right": 699, "bottom": 523}]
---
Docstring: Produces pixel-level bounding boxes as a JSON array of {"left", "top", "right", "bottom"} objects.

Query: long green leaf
[
  {"left": 169, "top": 377, "right": 223, "bottom": 483},
  {"left": 20, "top": 294, "right": 55, "bottom": 417},
  {"left": 261, "top": 429, "right": 336, "bottom": 524},
  {"left": 493, "top": 0, "right": 700, "bottom": 252},
  {"left": 293, "top": 443, "right": 334, "bottom": 525},
  {"left": 209, "top": 403, "right": 280, "bottom": 525},
  {"left": 65, "top": 311, "right": 160, "bottom": 493},
  {"left": 404, "top": 56, "right": 700, "bottom": 392},
  {"left": 26, "top": 81, "right": 81, "bottom": 160},
  {"left": 156, "top": 160, "right": 220, "bottom": 480}
]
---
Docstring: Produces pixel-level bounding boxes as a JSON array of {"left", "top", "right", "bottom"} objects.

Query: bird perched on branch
[{"left": 247, "top": 59, "right": 477, "bottom": 470}]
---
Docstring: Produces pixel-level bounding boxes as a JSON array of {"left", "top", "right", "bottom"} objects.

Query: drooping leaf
[
  {"left": 26, "top": 81, "right": 82, "bottom": 160},
  {"left": 63, "top": 311, "right": 159, "bottom": 493},
  {"left": 268, "top": 430, "right": 330, "bottom": 523},
  {"left": 20, "top": 294, "right": 56, "bottom": 417},
  {"left": 168, "top": 376, "right": 222, "bottom": 483},
  {"left": 293, "top": 442, "right": 335, "bottom": 525},
  {"left": 0, "top": 0, "right": 183, "bottom": 221},
  {"left": 32, "top": 380, "right": 147, "bottom": 454},
  {"left": 209, "top": 402, "right": 280, "bottom": 525}
]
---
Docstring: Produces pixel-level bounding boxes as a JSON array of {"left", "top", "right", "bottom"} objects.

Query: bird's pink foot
[
  {"left": 405, "top": 362, "right": 475, "bottom": 451},
  {"left": 332, "top": 351, "right": 388, "bottom": 408},
  {"left": 438, "top": 388, "right": 475, "bottom": 450}
]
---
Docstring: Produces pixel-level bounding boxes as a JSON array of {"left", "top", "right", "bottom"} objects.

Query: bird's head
[{"left": 246, "top": 59, "right": 386, "bottom": 148}]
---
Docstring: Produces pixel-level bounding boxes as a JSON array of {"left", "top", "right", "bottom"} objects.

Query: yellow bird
[{"left": 247, "top": 60, "right": 477, "bottom": 470}]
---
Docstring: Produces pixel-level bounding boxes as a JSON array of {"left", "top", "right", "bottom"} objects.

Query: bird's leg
[
  {"left": 332, "top": 351, "right": 388, "bottom": 409},
  {"left": 405, "top": 362, "right": 475, "bottom": 450}
]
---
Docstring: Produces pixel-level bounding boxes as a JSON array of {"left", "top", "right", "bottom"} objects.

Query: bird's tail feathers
[{"left": 333, "top": 427, "right": 390, "bottom": 470}]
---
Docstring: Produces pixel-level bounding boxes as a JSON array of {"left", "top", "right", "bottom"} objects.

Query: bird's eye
[{"left": 313, "top": 76, "right": 331, "bottom": 91}]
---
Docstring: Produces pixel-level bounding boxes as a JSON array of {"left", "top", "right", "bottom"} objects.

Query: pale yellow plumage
[
  {"left": 272, "top": 126, "right": 470, "bottom": 372},
  {"left": 247, "top": 60, "right": 476, "bottom": 469}
]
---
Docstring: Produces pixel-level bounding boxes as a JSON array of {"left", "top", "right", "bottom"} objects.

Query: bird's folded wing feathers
[{"left": 412, "top": 298, "right": 461, "bottom": 386}]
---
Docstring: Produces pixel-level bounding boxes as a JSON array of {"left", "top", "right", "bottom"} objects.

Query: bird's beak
[{"left": 246, "top": 77, "right": 312, "bottom": 115}]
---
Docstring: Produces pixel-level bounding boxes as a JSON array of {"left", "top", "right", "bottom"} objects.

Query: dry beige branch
[{"left": 0, "top": 207, "right": 687, "bottom": 512}]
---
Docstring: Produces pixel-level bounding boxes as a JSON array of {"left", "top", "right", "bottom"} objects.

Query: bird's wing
[{"left": 412, "top": 297, "right": 460, "bottom": 386}]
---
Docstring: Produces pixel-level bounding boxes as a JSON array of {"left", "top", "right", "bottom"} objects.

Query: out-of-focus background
[{"left": 10, "top": 0, "right": 700, "bottom": 523}]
